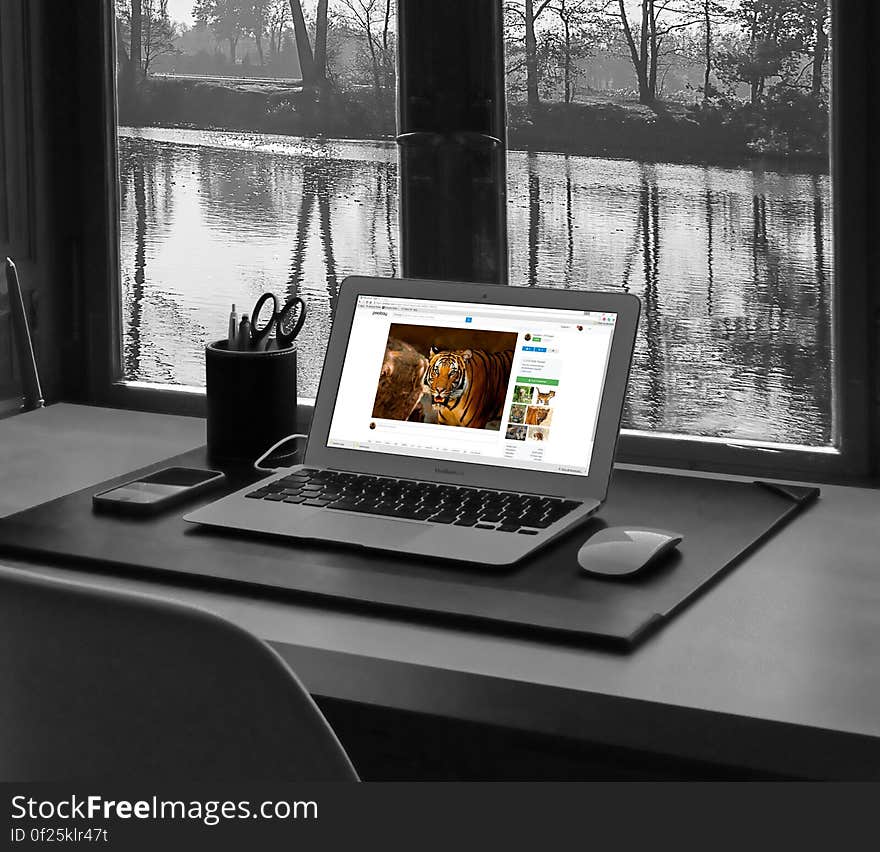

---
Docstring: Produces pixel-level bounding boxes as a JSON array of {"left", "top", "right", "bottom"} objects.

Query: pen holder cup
[{"left": 205, "top": 339, "right": 298, "bottom": 463}]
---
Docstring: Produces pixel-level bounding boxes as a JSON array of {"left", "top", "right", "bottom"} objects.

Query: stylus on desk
[{"left": 4, "top": 257, "right": 44, "bottom": 411}]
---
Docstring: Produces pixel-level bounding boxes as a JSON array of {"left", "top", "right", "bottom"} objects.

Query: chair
[{"left": 0, "top": 564, "right": 358, "bottom": 780}]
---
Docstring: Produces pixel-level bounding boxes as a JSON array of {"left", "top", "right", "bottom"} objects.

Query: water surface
[{"left": 118, "top": 126, "right": 833, "bottom": 446}]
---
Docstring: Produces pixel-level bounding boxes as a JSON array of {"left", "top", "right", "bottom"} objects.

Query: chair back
[{"left": 0, "top": 565, "right": 358, "bottom": 780}]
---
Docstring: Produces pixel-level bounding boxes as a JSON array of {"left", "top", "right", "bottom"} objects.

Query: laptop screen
[{"left": 326, "top": 294, "right": 617, "bottom": 476}]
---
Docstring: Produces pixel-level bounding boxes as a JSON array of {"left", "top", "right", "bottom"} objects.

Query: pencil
[{"left": 228, "top": 303, "right": 238, "bottom": 348}]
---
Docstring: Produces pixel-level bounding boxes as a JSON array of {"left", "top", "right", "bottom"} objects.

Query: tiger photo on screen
[
  {"left": 525, "top": 405, "right": 552, "bottom": 427},
  {"left": 424, "top": 347, "right": 515, "bottom": 430},
  {"left": 371, "top": 324, "right": 518, "bottom": 430}
]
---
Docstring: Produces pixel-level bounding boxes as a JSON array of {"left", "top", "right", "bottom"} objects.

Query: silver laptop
[{"left": 185, "top": 277, "right": 640, "bottom": 566}]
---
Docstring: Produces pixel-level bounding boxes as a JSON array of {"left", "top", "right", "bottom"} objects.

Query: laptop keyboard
[{"left": 245, "top": 469, "right": 582, "bottom": 534}]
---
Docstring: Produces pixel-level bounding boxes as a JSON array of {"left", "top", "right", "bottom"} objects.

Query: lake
[{"left": 118, "top": 126, "right": 833, "bottom": 447}]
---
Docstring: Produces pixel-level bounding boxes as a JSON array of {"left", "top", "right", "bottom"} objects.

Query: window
[
  {"left": 503, "top": 0, "right": 835, "bottom": 450},
  {"left": 115, "top": 0, "right": 398, "bottom": 399},
  {"left": 80, "top": 0, "right": 871, "bottom": 479}
]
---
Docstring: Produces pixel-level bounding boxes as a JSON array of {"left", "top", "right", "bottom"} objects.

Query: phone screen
[
  {"left": 97, "top": 468, "right": 222, "bottom": 505},
  {"left": 140, "top": 468, "right": 222, "bottom": 487}
]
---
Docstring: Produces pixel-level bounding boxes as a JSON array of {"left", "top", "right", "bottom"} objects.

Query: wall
[{"left": 0, "top": 0, "right": 70, "bottom": 408}]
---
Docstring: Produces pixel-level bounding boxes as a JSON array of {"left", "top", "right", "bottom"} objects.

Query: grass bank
[
  {"left": 119, "top": 76, "right": 395, "bottom": 141},
  {"left": 118, "top": 77, "right": 829, "bottom": 171}
]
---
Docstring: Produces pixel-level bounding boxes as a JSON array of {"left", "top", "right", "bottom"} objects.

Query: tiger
[
  {"left": 536, "top": 389, "right": 555, "bottom": 406},
  {"left": 525, "top": 406, "right": 551, "bottom": 426},
  {"left": 423, "top": 347, "right": 514, "bottom": 430}
]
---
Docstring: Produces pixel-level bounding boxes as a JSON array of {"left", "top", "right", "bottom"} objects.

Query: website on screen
[{"left": 327, "top": 295, "right": 617, "bottom": 476}]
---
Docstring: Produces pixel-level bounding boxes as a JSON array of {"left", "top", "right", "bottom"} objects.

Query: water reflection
[
  {"left": 527, "top": 152, "right": 540, "bottom": 288},
  {"left": 638, "top": 165, "right": 666, "bottom": 432},
  {"left": 118, "top": 129, "right": 399, "bottom": 395},
  {"left": 506, "top": 151, "right": 832, "bottom": 445},
  {"left": 128, "top": 154, "right": 146, "bottom": 379},
  {"left": 119, "top": 127, "right": 833, "bottom": 446}
]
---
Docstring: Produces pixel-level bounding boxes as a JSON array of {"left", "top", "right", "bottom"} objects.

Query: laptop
[{"left": 185, "top": 277, "right": 640, "bottom": 566}]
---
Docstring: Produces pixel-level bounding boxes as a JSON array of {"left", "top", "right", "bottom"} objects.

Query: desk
[{"left": 3, "top": 404, "right": 880, "bottom": 779}]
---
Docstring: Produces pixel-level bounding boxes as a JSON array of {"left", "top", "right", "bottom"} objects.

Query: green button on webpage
[{"left": 516, "top": 377, "right": 559, "bottom": 386}]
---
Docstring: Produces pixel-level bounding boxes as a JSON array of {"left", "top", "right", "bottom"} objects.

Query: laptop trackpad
[{"left": 304, "top": 512, "right": 428, "bottom": 546}]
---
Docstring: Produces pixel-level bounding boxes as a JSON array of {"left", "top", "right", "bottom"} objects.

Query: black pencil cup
[{"left": 205, "top": 340, "right": 297, "bottom": 463}]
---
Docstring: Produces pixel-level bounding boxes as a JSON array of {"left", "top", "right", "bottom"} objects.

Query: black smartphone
[{"left": 92, "top": 467, "right": 226, "bottom": 516}]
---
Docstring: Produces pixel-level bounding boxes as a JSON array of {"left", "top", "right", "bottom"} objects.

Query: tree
[
  {"left": 117, "top": 0, "right": 177, "bottom": 78},
  {"left": 381, "top": 0, "right": 394, "bottom": 90},
  {"left": 717, "top": 0, "right": 812, "bottom": 105},
  {"left": 116, "top": 14, "right": 130, "bottom": 72},
  {"left": 506, "top": 0, "right": 553, "bottom": 112},
  {"left": 194, "top": 0, "right": 245, "bottom": 63},
  {"left": 608, "top": 0, "right": 702, "bottom": 105},
  {"left": 615, "top": 0, "right": 651, "bottom": 103},
  {"left": 547, "top": 0, "right": 593, "bottom": 104},
  {"left": 697, "top": 0, "right": 728, "bottom": 99},
  {"left": 338, "top": 0, "right": 395, "bottom": 99},
  {"left": 314, "top": 0, "right": 329, "bottom": 81},
  {"left": 810, "top": 0, "right": 827, "bottom": 96},
  {"left": 288, "top": 0, "right": 316, "bottom": 84},
  {"left": 244, "top": 1, "right": 270, "bottom": 66},
  {"left": 265, "top": 0, "right": 289, "bottom": 57},
  {"left": 130, "top": 0, "right": 143, "bottom": 82},
  {"left": 524, "top": 0, "right": 547, "bottom": 110},
  {"left": 140, "top": 0, "right": 177, "bottom": 75}
]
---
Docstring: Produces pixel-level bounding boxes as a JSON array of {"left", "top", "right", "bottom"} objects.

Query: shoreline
[
  {"left": 119, "top": 123, "right": 830, "bottom": 176},
  {"left": 117, "top": 77, "right": 829, "bottom": 176}
]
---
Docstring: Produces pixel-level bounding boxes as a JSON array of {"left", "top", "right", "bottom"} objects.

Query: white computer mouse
[{"left": 577, "top": 527, "right": 683, "bottom": 578}]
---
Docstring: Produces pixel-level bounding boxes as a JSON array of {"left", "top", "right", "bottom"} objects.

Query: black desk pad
[{"left": 0, "top": 447, "right": 819, "bottom": 648}]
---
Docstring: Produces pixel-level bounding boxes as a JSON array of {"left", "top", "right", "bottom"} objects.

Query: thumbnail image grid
[
  {"left": 372, "top": 324, "right": 517, "bottom": 431},
  {"left": 509, "top": 384, "right": 557, "bottom": 442}
]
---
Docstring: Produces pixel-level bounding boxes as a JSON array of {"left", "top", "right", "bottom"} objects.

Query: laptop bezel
[{"left": 305, "top": 277, "right": 640, "bottom": 501}]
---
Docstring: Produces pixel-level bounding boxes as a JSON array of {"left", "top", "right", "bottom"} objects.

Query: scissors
[{"left": 249, "top": 293, "right": 307, "bottom": 351}]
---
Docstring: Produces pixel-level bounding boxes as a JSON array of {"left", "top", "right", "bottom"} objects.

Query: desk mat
[{"left": 0, "top": 448, "right": 818, "bottom": 648}]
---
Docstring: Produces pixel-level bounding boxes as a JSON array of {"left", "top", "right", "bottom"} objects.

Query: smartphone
[{"left": 93, "top": 467, "right": 226, "bottom": 516}]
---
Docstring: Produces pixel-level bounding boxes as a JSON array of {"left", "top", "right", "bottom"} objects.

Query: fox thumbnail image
[{"left": 372, "top": 325, "right": 517, "bottom": 430}]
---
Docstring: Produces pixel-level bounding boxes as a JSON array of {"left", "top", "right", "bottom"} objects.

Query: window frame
[{"left": 69, "top": 0, "right": 875, "bottom": 483}]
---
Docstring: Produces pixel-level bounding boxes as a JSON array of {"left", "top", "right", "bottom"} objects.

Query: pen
[
  {"left": 228, "top": 303, "right": 238, "bottom": 348},
  {"left": 236, "top": 313, "right": 251, "bottom": 352}
]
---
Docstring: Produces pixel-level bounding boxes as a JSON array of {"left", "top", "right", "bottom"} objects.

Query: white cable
[{"left": 254, "top": 433, "right": 309, "bottom": 473}]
